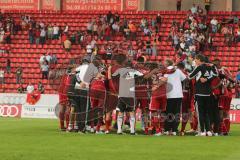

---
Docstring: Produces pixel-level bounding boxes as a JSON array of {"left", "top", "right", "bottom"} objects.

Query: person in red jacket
[
  {"left": 58, "top": 70, "right": 71, "bottom": 131},
  {"left": 89, "top": 70, "right": 107, "bottom": 134}
]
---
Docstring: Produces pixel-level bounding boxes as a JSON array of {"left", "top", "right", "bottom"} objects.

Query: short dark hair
[
  {"left": 114, "top": 54, "right": 127, "bottom": 65},
  {"left": 195, "top": 54, "right": 206, "bottom": 62},
  {"left": 137, "top": 56, "right": 145, "bottom": 63},
  {"left": 164, "top": 59, "right": 174, "bottom": 66},
  {"left": 177, "top": 62, "right": 185, "bottom": 70}
]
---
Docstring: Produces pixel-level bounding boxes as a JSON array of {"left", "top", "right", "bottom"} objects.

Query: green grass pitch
[{"left": 0, "top": 118, "right": 240, "bottom": 160}]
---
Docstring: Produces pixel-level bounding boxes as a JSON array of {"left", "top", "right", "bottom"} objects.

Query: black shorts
[
  {"left": 117, "top": 97, "right": 135, "bottom": 113},
  {"left": 67, "top": 90, "right": 81, "bottom": 111}
]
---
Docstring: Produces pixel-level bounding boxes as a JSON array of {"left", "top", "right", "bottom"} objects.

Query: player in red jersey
[
  {"left": 105, "top": 55, "right": 122, "bottom": 133},
  {"left": 147, "top": 62, "right": 168, "bottom": 136},
  {"left": 177, "top": 63, "right": 192, "bottom": 136},
  {"left": 58, "top": 70, "right": 71, "bottom": 131},
  {"left": 134, "top": 56, "right": 150, "bottom": 134},
  {"left": 213, "top": 59, "right": 235, "bottom": 135},
  {"left": 89, "top": 69, "right": 107, "bottom": 134}
]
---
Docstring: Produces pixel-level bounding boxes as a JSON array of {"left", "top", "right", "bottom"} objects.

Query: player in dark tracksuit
[{"left": 188, "top": 54, "right": 216, "bottom": 136}]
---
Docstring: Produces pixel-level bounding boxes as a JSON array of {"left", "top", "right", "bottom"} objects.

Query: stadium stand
[{"left": 0, "top": 10, "right": 239, "bottom": 94}]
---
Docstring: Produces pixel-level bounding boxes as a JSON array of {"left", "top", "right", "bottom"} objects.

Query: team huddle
[{"left": 58, "top": 53, "right": 234, "bottom": 136}]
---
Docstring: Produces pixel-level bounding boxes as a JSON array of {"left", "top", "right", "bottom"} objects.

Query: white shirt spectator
[
  {"left": 191, "top": 6, "right": 197, "bottom": 14},
  {"left": 90, "top": 40, "right": 96, "bottom": 48},
  {"left": 27, "top": 84, "right": 34, "bottom": 93},
  {"left": 87, "top": 22, "right": 93, "bottom": 31},
  {"left": 64, "top": 25, "right": 69, "bottom": 33},
  {"left": 40, "top": 29, "right": 46, "bottom": 37},
  {"left": 86, "top": 45, "right": 93, "bottom": 54},
  {"left": 39, "top": 22, "right": 45, "bottom": 28},
  {"left": 45, "top": 55, "right": 52, "bottom": 63},
  {"left": 211, "top": 19, "right": 218, "bottom": 26},
  {"left": 39, "top": 55, "right": 46, "bottom": 64},
  {"left": 112, "top": 23, "right": 119, "bottom": 32},
  {"left": 41, "top": 64, "right": 49, "bottom": 72},
  {"left": 165, "top": 67, "right": 186, "bottom": 98},
  {"left": 53, "top": 26, "right": 59, "bottom": 35}
]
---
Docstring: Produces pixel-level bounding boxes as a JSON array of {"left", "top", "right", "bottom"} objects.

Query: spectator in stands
[
  {"left": 156, "top": 14, "right": 162, "bottom": 31},
  {"left": 53, "top": 24, "right": 59, "bottom": 39},
  {"left": 16, "top": 66, "right": 23, "bottom": 84},
  {"left": 40, "top": 53, "right": 46, "bottom": 65},
  {"left": 51, "top": 53, "right": 57, "bottom": 64},
  {"left": 4, "top": 29, "right": 11, "bottom": 44},
  {"left": 236, "top": 27, "right": 240, "bottom": 43},
  {"left": 128, "top": 21, "right": 137, "bottom": 40},
  {"left": 28, "top": 27, "right": 35, "bottom": 44},
  {"left": 145, "top": 37, "right": 152, "bottom": 55},
  {"left": 6, "top": 58, "right": 11, "bottom": 73},
  {"left": 210, "top": 17, "right": 218, "bottom": 33},
  {"left": 93, "top": 22, "right": 98, "bottom": 36},
  {"left": 47, "top": 24, "right": 53, "bottom": 40},
  {"left": 190, "top": 4, "right": 198, "bottom": 14},
  {"left": 40, "top": 28, "right": 46, "bottom": 44},
  {"left": 38, "top": 81, "right": 45, "bottom": 94},
  {"left": 45, "top": 52, "right": 52, "bottom": 64},
  {"left": 0, "top": 70, "right": 4, "bottom": 84},
  {"left": 140, "top": 17, "right": 148, "bottom": 29},
  {"left": 233, "top": 15, "right": 239, "bottom": 24},
  {"left": 144, "top": 27, "right": 151, "bottom": 37},
  {"left": 27, "top": 83, "right": 34, "bottom": 94},
  {"left": 0, "top": 27, "right": 4, "bottom": 43},
  {"left": 105, "top": 24, "right": 111, "bottom": 41},
  {"left": 205, "top": 0, "right": 211, "bottom": 13},
  {"left": 87, "top": 20, "right": 93, "bottom": 34},
  {"left": 63, "top": 38, "right": 72, "bottom": 53},
  {"left": 127, "top": 44, "right": 136, "bottom": 59},
  {"left": 152, "top": 39, "right": 158, "bottom": 56},
  {"left": 17, "top": 83, "right": 24, "bottom": 93},
  {"left": 41, "top": 61, "right": 49, "bottom": 79},
  {"left": 112, "top": 22, "right": 120, "bottom": 34},
  {"left": 63, "top": 23, "right": 69, "bottom": 34},
  {"left": 35, "top": 28, "right": 40, "bottom": 44},
  {"left": 176, "top": 0, "right": 182, "bottom": 11},
  {"left": 107, "top": 11, "right": 113, "bottom": 24}
]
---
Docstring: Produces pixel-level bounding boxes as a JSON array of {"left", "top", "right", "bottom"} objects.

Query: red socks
[{"left": 59, "top": 112, "right": 65, "bottom": 129}]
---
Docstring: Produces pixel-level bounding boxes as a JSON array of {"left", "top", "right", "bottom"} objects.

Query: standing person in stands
[
  {"left": 37, "top": 81, "right": 45, "bottom": 94},
  {"left": 6, "top": 58, "right": 11, "bottom": 73},
  {"left": 53, "top": 24, "right": 59, "bottom": 39},
  {"left": 64, "top": 38, "right": 72, "bottom": 53},
  {"left": 28, "top": 27, "right": 35, "bottom": 44},
  {"left": 41, "top": 61, "right": 49, "bottom": 79},
  {"left": 35, "top": 28, "right": 40, "bottom": 45},
  {"left": 40, "top": 27, "right": 46, "bottom": 45},
  {"left": 188, "top": 54, "right": 216, "bottom": 136},
  {"left": 16, "top": 66, "right": 23, "bottom": 84},
  {"left": 128, "top": 21, "right": 137, "bottom": 40},
  {"left": 176, "top": 0, "right": 182, "bottom": 11},
  {"left": 47, "top": 24, "right": 53, "bottom": 40},
  {"left": 204, "top": 0, "right": 211, "bottom": 13}
]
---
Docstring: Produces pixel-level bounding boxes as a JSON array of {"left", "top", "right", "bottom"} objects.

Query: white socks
[
  {"left": 130, "top": 115, "right": 136, "bottom": 134},
  {"left": 117, "top": 115, "right": 123, "bottom": 133}
]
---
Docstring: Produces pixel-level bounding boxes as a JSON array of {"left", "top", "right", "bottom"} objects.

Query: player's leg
[
  {"left": 59, "top": 101, "right": 67, "bottom": 131},
  {"left": 127, "top": 97, "right": 136, "bottom": 135},
  {"left": 117, "top": 98, "right": 125, "bottom": 134},
  {"left": 180, "top": 95, "right": 190, "bottom": 135}
]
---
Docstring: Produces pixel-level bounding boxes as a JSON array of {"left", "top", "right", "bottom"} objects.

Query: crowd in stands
[{"left": 0, "top": 5, "right": 240, "bottom": 96}]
